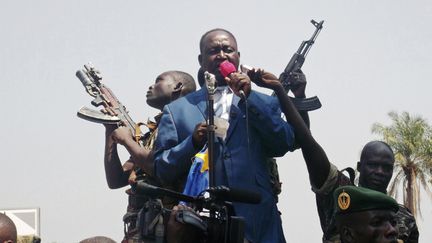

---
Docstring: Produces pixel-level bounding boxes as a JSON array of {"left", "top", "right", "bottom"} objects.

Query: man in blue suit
[{"left": 154, "top": 28, "right": 295, "bottom": 243}]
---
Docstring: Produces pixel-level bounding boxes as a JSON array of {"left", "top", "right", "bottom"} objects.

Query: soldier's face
[
  {"left": 358, "top": 148, "right": 394, "bottom": 193},
  {"left": 146, "top": 74, "right": 176, "bottom": 110},
  {"left": 348, "top": 210, "right": 398, "bottom": 243}
]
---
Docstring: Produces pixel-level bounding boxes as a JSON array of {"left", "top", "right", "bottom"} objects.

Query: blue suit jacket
[{"left": 154, "top": 87, "right": 294, "bottom": 243}]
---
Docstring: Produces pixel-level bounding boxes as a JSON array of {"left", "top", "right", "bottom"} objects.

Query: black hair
[
  {"left": 360, "top": 140, "right": 395, "bottom": 162},
  {"left": 199, "top": 28, "right": 237, "bottom": 53},
  {"left": 165, "top": 71, "right": 197, "bottom": 96}
]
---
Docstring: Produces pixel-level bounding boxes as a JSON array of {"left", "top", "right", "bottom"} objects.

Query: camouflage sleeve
[
  {"left": 396, "top": 205, "right": 419, "bottom": 243},
  {"left": 311, "top": 162, "right": 339, "bottom": 195},
  {"left": 313, "top": 163, "right": 353, "bottom": 241}
]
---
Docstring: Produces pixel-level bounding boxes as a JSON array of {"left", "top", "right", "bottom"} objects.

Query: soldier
[
  {"left": 0, "top": 213, "right": 17, "bottom": 243},
  {"left": 79, "top": 236, "right": 117, "bottom": 243},
  {"left": 250, "top": 69, "right": 419, "bottom": 243},
  {"left": 103, "top": 71, "right": 196, "bottom": 242},
  {"left": 334, "top": 185, "right": 399, "bottom": 243}
]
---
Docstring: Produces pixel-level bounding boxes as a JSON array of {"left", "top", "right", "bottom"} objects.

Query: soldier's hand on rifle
[
  {"left": 192, "top": 122, "right": 207, "bottom": 150},
  {"left": 111, "top": 126, "right": 133, "bottom": 146},
  {"left": 289, "top": 70, "right": 307, "bottom": 98},
  {"left": 101, "top": 107, "right": 118, "bottom": 133},
  {"left": 249, "top": 68, "right": 284, "bottom": 91}
]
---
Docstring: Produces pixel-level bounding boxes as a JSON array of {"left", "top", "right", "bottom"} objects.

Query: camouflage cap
[{"left": 333, "top": 185, "right": 398, "bottom": 214}]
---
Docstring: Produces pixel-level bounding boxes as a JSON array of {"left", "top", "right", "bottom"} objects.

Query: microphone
[
  {"left": 134, "top": 181, "right": 197, "bottom": 203},
  {"left": 207, "top": 186, "right": 262, "bottom": 204},
  {"left": 219, "top": 61, "right": 246, "bottom": 98},
  {"left": 204, "top": 71, "right": 217, "bottom": 95}
]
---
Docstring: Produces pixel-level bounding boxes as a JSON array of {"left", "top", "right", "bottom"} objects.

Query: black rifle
[
  {"left": 75, "top": 63, "right": 145, "bottom": 145},
  {"left": 277, "top": 19, "right": 324, "bottom": 111}
]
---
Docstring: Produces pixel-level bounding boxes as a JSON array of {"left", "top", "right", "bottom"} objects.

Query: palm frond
[{"left": 371, "top": 111, "right": 432, "bottom": 217}]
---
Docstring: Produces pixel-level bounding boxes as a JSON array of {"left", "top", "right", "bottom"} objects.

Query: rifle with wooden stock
[{"left": 76, "top": 63, "right": 145, "bottom": 145}]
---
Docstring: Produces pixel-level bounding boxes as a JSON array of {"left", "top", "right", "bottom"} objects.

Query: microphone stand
[
  {"left": 204, "top": 72, "right": 217, "bottom": 220},
  {"left": 204, "top": 71, "right": 216, "bottom": 189}
]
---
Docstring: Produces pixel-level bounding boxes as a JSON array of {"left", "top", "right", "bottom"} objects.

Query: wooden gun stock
[{"left": 76, "top": 63, "right": 144, "bottom": 144}]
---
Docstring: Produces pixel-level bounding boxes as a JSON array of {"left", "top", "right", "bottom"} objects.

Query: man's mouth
[{"left": 369, "top": 177, "right": 386, "bottom": 186}]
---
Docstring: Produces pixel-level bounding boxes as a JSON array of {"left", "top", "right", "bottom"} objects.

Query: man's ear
[
  {"left": 173, "top": 82, "right": 183, "bottom": 92},
  {"left": 198, "top": 54, "right": 202, "bottom": 66},
  {"left": 356, "top": 161, "right": 361, "bottom": 172},
  {"left": 171, "top": 82, "right": 183, "bottom": 99}
]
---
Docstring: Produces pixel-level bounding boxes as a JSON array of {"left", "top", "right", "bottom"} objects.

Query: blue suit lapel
[
  {"left": 225, "top": 104, "right": 241, "bottom": 142},
  {"left": 194, "top": 88, "right": 219, "bottom": 144},
  {"left": 194, "top": 88, "right": 208, "bottom": 120}
]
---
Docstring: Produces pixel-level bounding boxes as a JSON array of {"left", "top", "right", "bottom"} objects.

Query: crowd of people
[{"left": 1, "top": 28, "right": 419, "bottom": 243}]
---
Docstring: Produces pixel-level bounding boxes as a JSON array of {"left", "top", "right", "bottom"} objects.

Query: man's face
[
  {"left": 198, "top": 30, "right": 240, "bottom": 85},
  {"left": 348, "top": 210, "right": 398, "bottom": 243},
  {"left": 358, "top": 147, "right": 394, "bottom": 193},
  {"left": 146, "top": 73, "right": 176, "bottom": 110}
]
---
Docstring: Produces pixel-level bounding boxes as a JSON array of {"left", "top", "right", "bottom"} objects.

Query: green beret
[{"left": 333, "top": 185, "right": 399, "bottom": 214}]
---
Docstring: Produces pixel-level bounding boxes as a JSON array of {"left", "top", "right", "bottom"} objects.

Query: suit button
[{"left": 223, "top": 153, "right": 231, "bottom": 159}]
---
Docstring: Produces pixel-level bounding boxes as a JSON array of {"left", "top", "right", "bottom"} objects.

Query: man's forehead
[
  {"left": 203, "top": 31, "right": 236, "bottom": 46},
  {"left": 156, "top": 73, "right": 174, "bottom": 83},
  {"left": 367, "top": 209, "right": 396, "bottom": 219},
  {"left": 208, "top": 36, "right": 231, "bottom": 44},
  {"left": 351, "top": 208, "right": 395, "bottom": 221},
  {"left": 362, "top": 145, "right": 394, "bottom": 162},
  {"left": 364, "top": 150, "right": 394, "bottom": 162}
]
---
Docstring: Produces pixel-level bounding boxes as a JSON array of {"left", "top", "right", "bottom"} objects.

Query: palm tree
[{"left": 372, "top": 111, "right": 432, "bottom": 218}]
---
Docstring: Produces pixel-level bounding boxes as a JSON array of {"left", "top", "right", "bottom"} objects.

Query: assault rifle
[
  {"left": 278, "top": 19, "right": 324, "bottom": 111},
  {"left": 75, "top": 63, "right": 145, "bottom": 145}
]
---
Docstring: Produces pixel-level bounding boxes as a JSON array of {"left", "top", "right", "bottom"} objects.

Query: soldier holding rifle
[
  {"left": 76, "top": 66, "right": 196, "bottom": 242},
  {"left": 104, "top": 71, "right": 196, "bottom": 243},
  {"left": 250, "top": 67, "right": 418, "bottom": 243}
]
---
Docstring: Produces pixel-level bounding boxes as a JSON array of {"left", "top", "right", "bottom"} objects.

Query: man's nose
[
  {"left": 384, "top": 221, "right": 398, "bottom": 239},
  {"left": 217, "top": 50, "right": 228, "bottom": 59},
  {"left": 374, "top": 165, "right": 387, "bottom": 175}
]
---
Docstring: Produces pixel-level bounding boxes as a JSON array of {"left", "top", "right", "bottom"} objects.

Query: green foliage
[{"left": 372, "top": 111, "right": 432, "bottom": 218}]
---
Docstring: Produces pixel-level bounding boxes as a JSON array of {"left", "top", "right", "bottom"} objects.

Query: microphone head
[
  {"left": 204, "top": 71, "right": 217, "bottom": 94},
  {"left": 219, "top": 61, "right": 237, "bottom": 78}
]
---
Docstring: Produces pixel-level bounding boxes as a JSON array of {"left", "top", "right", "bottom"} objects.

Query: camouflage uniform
[
  {"left": 313, "top": 163, "right": 419, "bottom": 243},
  {"left": 122, "top": 114, "right": 183, "bottom": 243},
  {"left": 396, "top": 204, "right": 419, "bottom": 243},
  {"left": 17, "top": 235, "right": 41, "bottom": 243}
]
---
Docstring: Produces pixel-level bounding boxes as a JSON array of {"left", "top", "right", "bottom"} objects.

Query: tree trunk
[{"left": 405, "top": 167, "right": 416, "bottom": 216}]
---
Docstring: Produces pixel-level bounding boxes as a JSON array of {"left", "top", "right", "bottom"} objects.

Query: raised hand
[
  {"left": 248, "top": 68, "right": 283, "bottom": 91},
  {"left": 111, "top": 126, "right": 133, "bottom": 146},
  {"left": 289, "top": 69, "right": 307, "bottom": 98}
]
